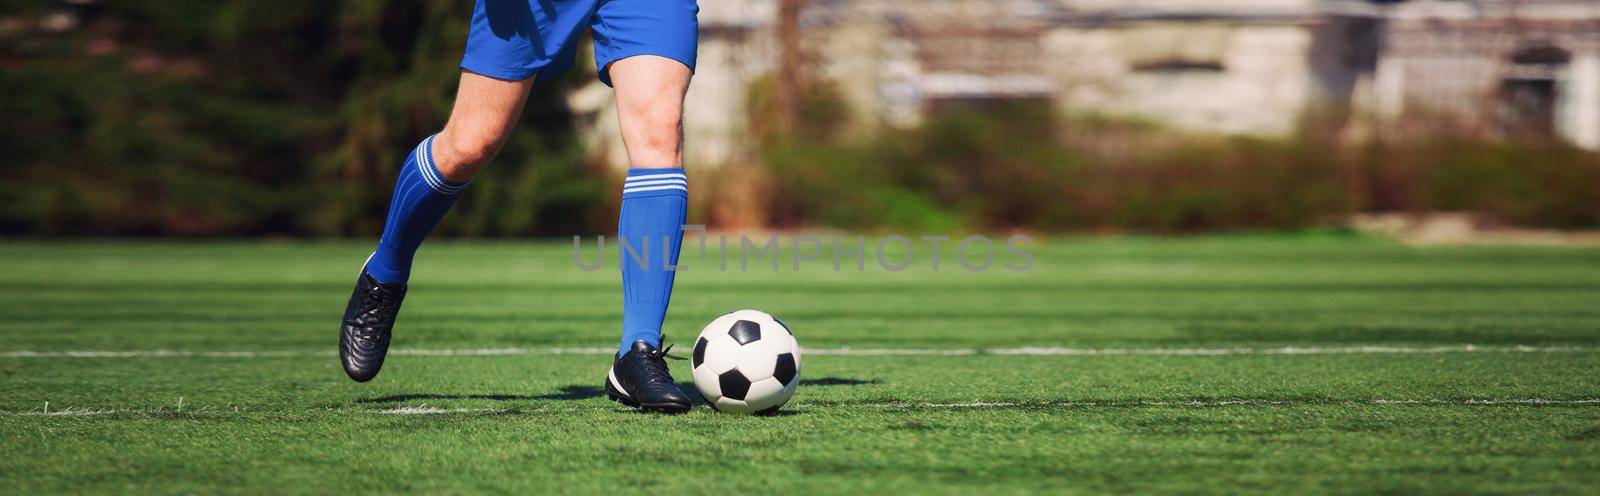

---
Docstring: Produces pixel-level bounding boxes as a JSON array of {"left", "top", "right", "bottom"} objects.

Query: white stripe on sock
[
  {"left": 620, "top": 178, "right": 687, "bottom": 188},
  {"left": 415, "top": 139, "right": 443, "bottom": 191},
  {"left": 622, "top": 184, "right": 689, "bottom": 195},
  {"left": 425, "top": 137, "right": 461, "bottom": 194},
  {"left": 625, "top": 173, "right": 686, "bottom": 183},
  {"left": 415, "top": 135, "right": 465, "bottom": 195}
]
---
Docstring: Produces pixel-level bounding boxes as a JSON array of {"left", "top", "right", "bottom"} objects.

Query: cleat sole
[{"left": 604, "top": 373, "right": 690, "bottom": 414}]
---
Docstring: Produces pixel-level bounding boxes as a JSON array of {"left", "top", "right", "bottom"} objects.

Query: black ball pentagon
[
  {"left": 773, "top": 353, "right": 797, "bottom": 385},
  {"left": 772, "top": 316, "right": 793, "bottom": 335},
  {"left": 692, "top": 336, "right": 708, "bottom": 367},
  {"left": 719, "top": 369, "right": 752, "bottom": 400},
  {"left": 728, "top": 319, "right": 761, "bottom": 345}
]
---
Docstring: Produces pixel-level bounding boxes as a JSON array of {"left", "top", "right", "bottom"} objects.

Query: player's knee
[
  {"left": 435, "top": 132, "right": 501, "bottom": 181},
  {"left": 640, "top": 127, "right": 681, "bottom": 157},
  {"left": 634, "top": 112, "right": 683, "bottom": 157}
]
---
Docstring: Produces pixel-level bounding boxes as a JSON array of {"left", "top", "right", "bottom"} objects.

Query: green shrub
[{"left": 755, "top": 95, "right": 1596, "bottom": 232}]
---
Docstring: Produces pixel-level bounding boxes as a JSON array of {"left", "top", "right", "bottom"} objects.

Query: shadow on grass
[
  {"left": 677, "top": 377, "right": 876, "bottom": 406},
  {"left": 356, "top": 393, "right": 538, "bottom": 404},
  {"left": 533, "top": 385, "right": 604, "bottom": 401},
  {"left": 801, "top": 377, "right": 880, "bottom": 387},
  {"left": 677, "top": 381, "right": 822, "bottom": 416},
  {"left": 608, "top": 405, "right": 809, "bottom": 416},
  {"left": 356, "top": 385, "right": 603, "bottom": 404}
]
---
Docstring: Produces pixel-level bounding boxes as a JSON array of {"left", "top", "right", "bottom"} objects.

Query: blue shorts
[{"left": 461, "top": 0, "right": 698, "bottom": 86}]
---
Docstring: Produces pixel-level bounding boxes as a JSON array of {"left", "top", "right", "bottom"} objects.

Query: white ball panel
[
  {"left": 736, "top": 338, "right": 779, "bottom": 380},
  {"left": 691, "top": 363, "right": 722, "bottom": 401},
  {"left": 701, "top": 334, "right": 742, "bottom": 374},
  {"left": 714, "top": 397, "right": 752, "bottom": 414},
  {"left": 761, "top": 325, "right": 795, "bottom": 354},
  {"left": 743, "top": 377, "right": 789, "bottom": 412},
  {"left": 695, "top": 311, "right": 745, "bottom": 343},
  {"left": 790, "top": 335, "right": 802, "bottom": 370}
]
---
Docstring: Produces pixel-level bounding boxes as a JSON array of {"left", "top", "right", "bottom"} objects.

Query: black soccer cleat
[
  {"left": 605, "top": 340, "right": 692, "bottom": 414},
  {"left": 339, "top": 267, "right": 406, "bottom": 382}
]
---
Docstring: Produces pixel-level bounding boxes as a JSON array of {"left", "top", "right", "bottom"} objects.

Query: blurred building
[
  {"left": 1365, "top": 0, "right": 1600, "bottom": 149},
  {"left": 571, "top": 0, "right": 1600, "bottom": 169},
  {"left": 792, "top": 0, "right": 1358, "bottom": 136}
]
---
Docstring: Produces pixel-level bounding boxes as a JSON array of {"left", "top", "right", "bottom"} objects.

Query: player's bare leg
[
  {"left": 603, "top": 55, "right": 696, "bottom": 412},
  {"left": 611, "top": 55, "right": 691, "bottom": 169},
  {"left": 432, "top": 72, "right": 535, "bottom": 182},
  {"left": 339, "top": 71, "right": 532, "bottom": 382}
]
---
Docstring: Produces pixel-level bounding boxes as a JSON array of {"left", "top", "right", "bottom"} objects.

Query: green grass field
[{"left": 3, "top": 235, "right": 1599, "bottom": 494}]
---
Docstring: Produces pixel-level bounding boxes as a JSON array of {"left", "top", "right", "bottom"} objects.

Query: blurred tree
[
  {"left": 0, "top": 0, "right": 601, "bottom": 237},
  {"left": 772, "top": 0, "right": 804, "bottom": 135}
]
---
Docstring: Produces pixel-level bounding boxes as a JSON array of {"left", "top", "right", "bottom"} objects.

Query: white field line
[
  {"left": 979, "top": 345, "right": 1600, "bottom": 356},
  {"left": 3, "top": 398, "right": 1598, "bottom": 417},
  {"left": 1, "top": 344, "right": 1596, "bottom": 359},
  {"left": 377, "top": 406, "right": 482, "bottom": 415},
  {"left": 866, "top": 398, "right": 1600, "bottom": 409}
]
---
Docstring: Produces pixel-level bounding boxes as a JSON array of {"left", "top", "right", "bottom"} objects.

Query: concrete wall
[
  {"left": 1364, "top": 0, "right": 1600, "bottom": 149},
  {"left": 1046, "top": 22, "right": 1318, "bottom": 136}
]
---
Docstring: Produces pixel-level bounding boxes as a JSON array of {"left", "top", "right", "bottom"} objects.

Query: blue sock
[
  {"left": 617, "top": 168, "right": 688, "bottom": 355},
  {"left": 366, "top": 134, "right": 468, "bottom": 284}
]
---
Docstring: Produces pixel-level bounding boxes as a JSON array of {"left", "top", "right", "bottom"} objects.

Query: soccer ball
[{"left": 690, "top": 309, "right": 801, "bottom": 415}]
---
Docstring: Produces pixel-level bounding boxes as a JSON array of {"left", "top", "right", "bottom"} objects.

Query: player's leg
[
  {"left": 339, "top": 72, "right": 532, "bottom": 383},
  {"left": 604, "top": 56, "right": 695, "bottom": 413},
  {"left": 612, "top": 55, "right": 693, "bottom": 353},
  {"left": 367, "top": 72, "right": 533, "bottom": 284},
  {"left": 590, "top": 0, "right": 699, "bottom": 412},
  {"left": 339, "top": 0, "right": 599, "bottom": 382}
]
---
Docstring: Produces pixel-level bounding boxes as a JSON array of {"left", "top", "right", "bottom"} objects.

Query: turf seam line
[{"left": 2, "top": 344, "right": 1596, "bottom": 359}]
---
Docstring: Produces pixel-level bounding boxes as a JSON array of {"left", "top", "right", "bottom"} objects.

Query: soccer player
[{"left": 337, "top": 0, "right": 697, "bottom": 413}]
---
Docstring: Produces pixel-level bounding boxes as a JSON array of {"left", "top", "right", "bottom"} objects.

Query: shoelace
[
  {"left": 348, "top": 285, "right": 400, "bottom": 339},
  {"left": 638, "top": 344, "right": 686, "bottom": 383}
]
